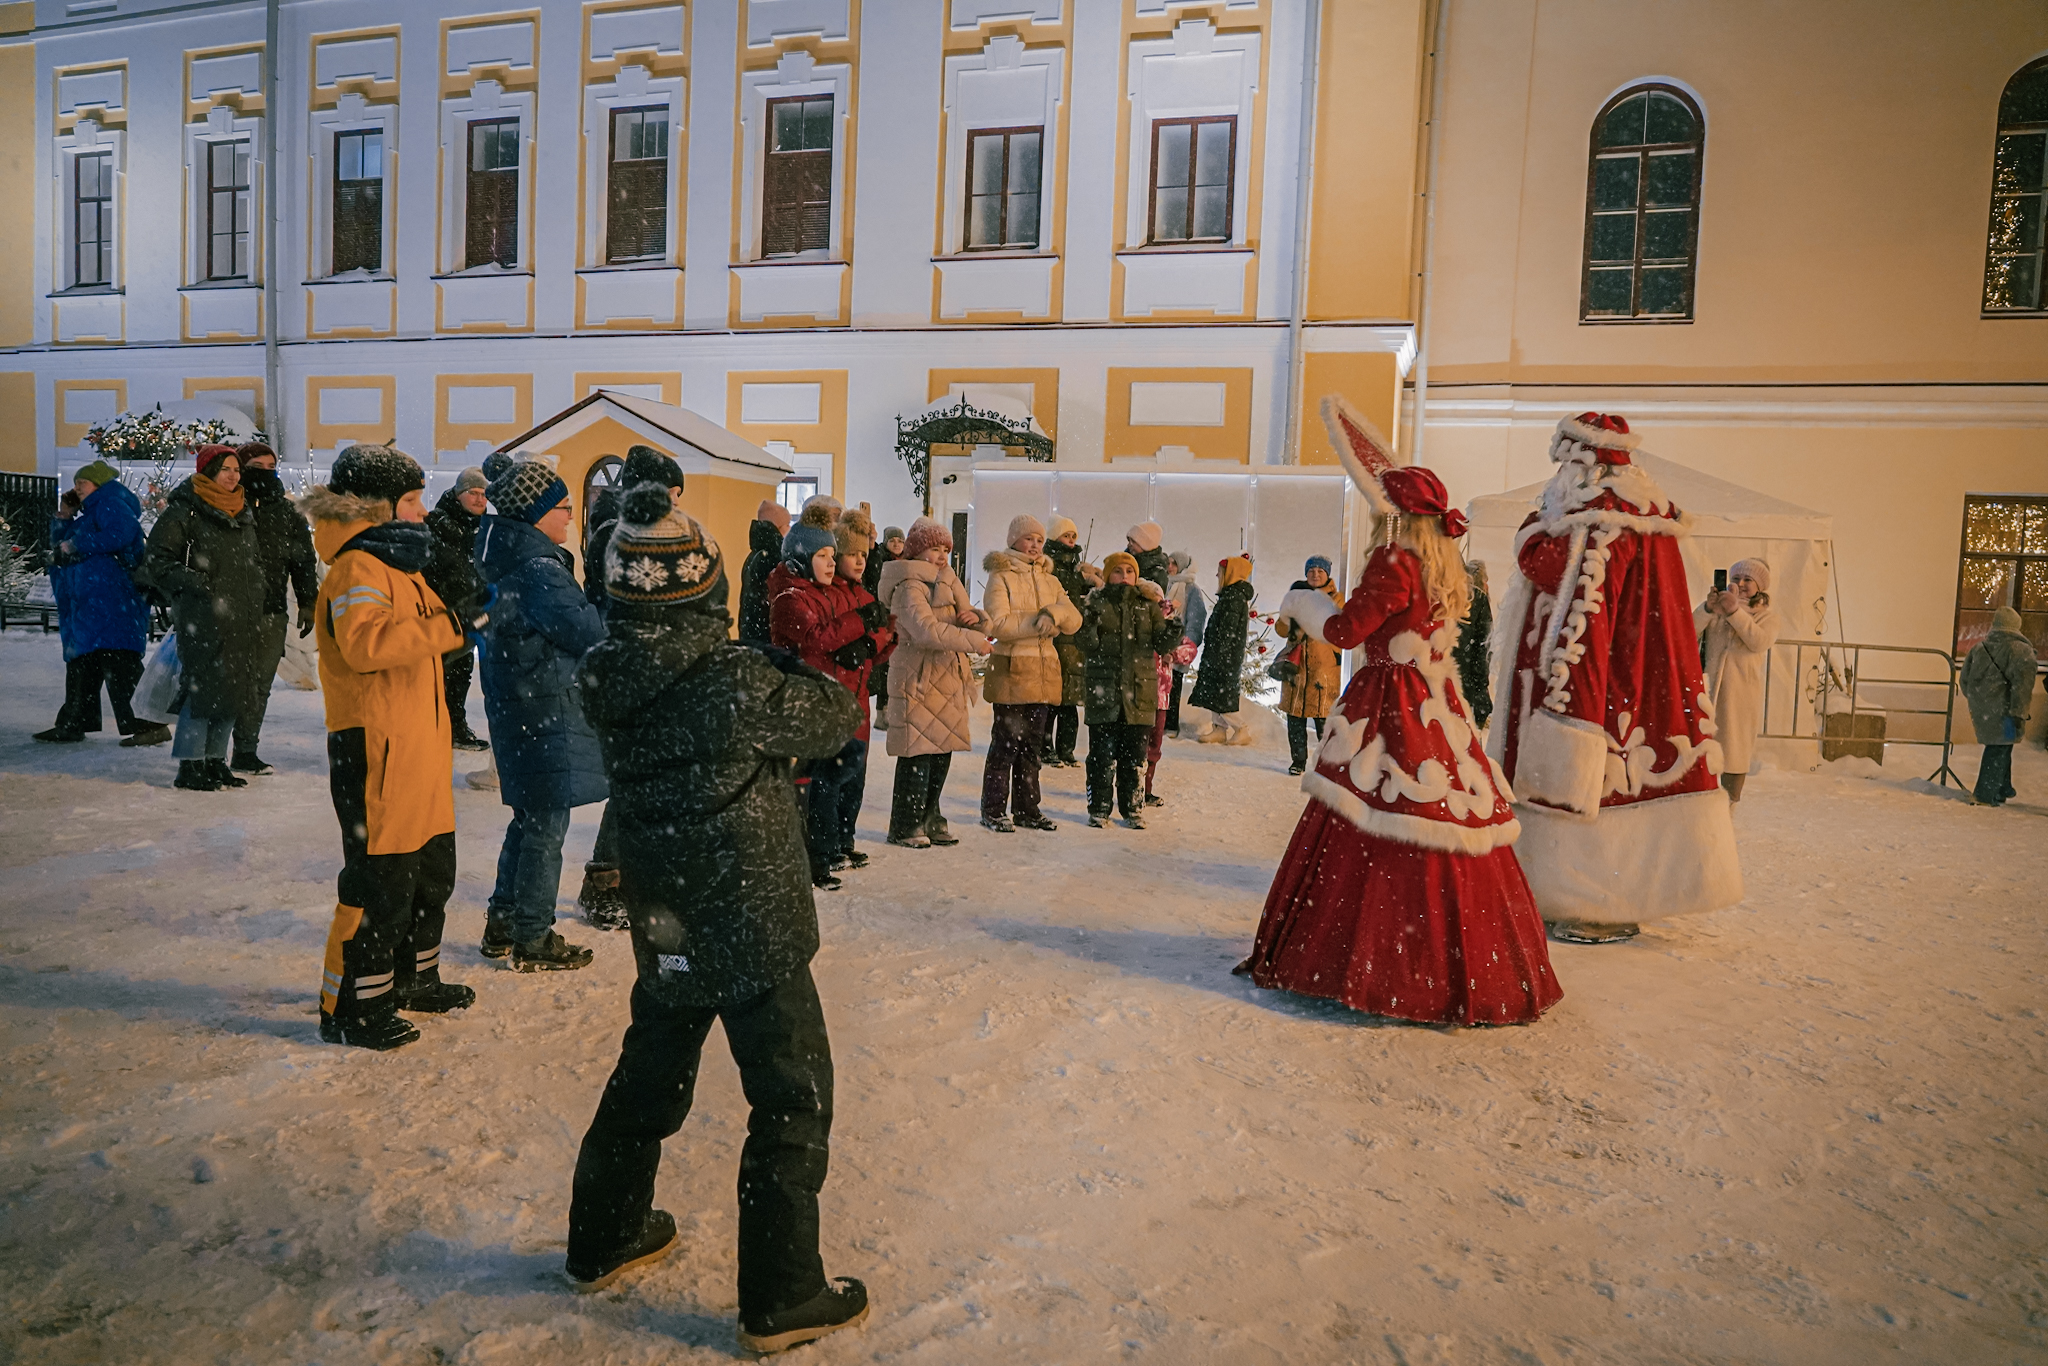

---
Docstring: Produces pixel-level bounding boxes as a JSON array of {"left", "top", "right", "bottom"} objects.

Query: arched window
[
  {"left": 1581, "top": 84, "right": 1704, "bottom": 322},
  {"left": 1984, "top": 57, "right": 2048, "bottom": 313}
]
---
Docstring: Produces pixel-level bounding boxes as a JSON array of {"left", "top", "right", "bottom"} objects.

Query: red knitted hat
[
  {"left": 193, "top": 444, "right": 237, "bottom": 478},
  {"left": 902, "top": 516, "right": 952, "bottom": 560}
]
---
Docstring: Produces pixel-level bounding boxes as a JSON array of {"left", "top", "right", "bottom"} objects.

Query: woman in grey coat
[{"left": 1960, "top": 605, "right": 2038, "bottom": 807}]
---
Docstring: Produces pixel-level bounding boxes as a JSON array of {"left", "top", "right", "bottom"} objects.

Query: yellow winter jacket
[{"left": 303, "top": 488, "right": 466, "bottom": 856}]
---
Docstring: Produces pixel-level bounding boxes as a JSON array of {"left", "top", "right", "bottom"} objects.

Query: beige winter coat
[
  {"left": 981, "top": 548, "right": 1082, "bottom": 705},
  {"left": 881, "top": 557, "right": 988, "bottom": 757},
  {"left": 1695, "top": 597, "right": 1779, "bottom": 775}
]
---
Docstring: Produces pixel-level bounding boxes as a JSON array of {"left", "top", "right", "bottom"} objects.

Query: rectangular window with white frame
[
  {"left": 73, "top": 149, "right": 115, "bottom": 287},
  {"left": 607, "top": 106, "right": 669, "bottom": 263},
  {"left": 466, "top": 117, "right": 520, "bottom": 269},
  {"left": 203, "top": 139, "right": 252, "bottom": 280},
  {"left": 966, "top": 126, "right": 1042, "bottom": 251},
  {"left": 763, "top": 95, "right": 833, "bottom": 258},
  {"left": 333, "top": 128, "right": 383, "bottom": 273},
  {"left": 1148, "top": 116, "right": 1234, "bottom": 245}
]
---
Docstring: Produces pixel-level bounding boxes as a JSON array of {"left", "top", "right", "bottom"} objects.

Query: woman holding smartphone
[{"left": 1695, "top": 559, "right": 1779, "bottom": 804}]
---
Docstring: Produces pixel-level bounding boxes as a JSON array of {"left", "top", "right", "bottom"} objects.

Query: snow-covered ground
[{"left": 2, "top": 629, "right": 2044, "bottom": 1366}]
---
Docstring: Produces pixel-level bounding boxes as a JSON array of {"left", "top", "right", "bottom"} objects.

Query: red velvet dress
[{"left": 1244, "top": 546, "right": 1562, "bottom": 1025}]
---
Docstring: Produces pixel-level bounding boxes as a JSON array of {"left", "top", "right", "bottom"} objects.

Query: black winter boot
[
  {"left": 450, "top": 725, "right": 490, "bottom": 753},
  {"left": 738, "top": 1278, "right": 871, "bottom": 1355},
  {"left": 480, "top": 916, "right": 516, "bottom": 958},
  {"left": 229, "top": 751, "right": 274, "bottom": 775},
  {"left": 206, "top": 759, "right": 248, "bottom": 788},
  {"left": 566, "top": 1208, "right": 679, "bottom": 1293},
  {"left": 512, "top": 930, "right": 594, "bottom": 972},
  {"left": 394, "top": 970, "right": 476, "bottom": 1013},
  {"left": 32, "top": 727, "right": 84, "bottom": 743},
  {"left": 577, "top": 863, "right": 630, "bottom": 931},
  {"left": 175, "top": 760, "right": 221, "bottom": 791},
  {"left": 319, "top": 998, "right": 422, "bottom": 1049}
]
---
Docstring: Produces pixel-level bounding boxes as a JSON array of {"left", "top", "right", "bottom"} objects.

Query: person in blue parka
[
  {"left": 36, "top": 460, "right": 165, "bottom": 746},
  {"left": 474, "top": 458, "right": 610, "bottom": 972}
]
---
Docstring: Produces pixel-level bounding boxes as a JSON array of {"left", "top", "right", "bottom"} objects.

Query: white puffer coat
[
  {"left": 881, "top": 557, "right": 988, "bottom": 756},
  {"left": 981, "top": 548, "right": 1082, "bottom": 705}
]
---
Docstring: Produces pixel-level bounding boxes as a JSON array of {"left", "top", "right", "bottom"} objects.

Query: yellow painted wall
[
  {"left": 304, "top": 376, "right": 396, "bottom": 452},
  {"left": 0, "top": 44, "right": 32, "bottom": 346},
  {"left": 1306, "top": 0, "right": 1428, "bottom": 323},
  {"left": 54, "top": 379, "right": 127, "bottom": 448},
  {"left": 925, "top": 368, "right": 1060, "bottom": 437},
  {"left": 0, "top": 373, "right": 33, "bottom": 471},
  {"left": 573, "top": 372, "right": 683, "bottom": 406},
  {"left": 725, "top": 369, "right": 847, "bottom": 502},
  {"left": 1103, "top": 367, "right": 1253, "bottom": 462},
  {"left": 435, "top": 374, "right": 535, "bottom": 458},
  {"left": 1297, "top": 352, "right": 1401, "bottom": 464}
]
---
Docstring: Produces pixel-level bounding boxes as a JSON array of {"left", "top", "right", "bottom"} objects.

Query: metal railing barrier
[{"left": 1757, "top": 640, "right": 1962, "bottom": 789}]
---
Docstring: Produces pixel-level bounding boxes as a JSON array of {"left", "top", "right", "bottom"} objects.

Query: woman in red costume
[{"left": 1236, "top": 398, "right": 1561, "bottom": 1026}]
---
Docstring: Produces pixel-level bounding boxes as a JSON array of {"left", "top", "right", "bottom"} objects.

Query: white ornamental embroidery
[
  {"left": 656, "top": 953, "right": 690, "bottom": 974},
  {"left": 623, "top": 556, "right": 670, "bottom": 591},
  {"left": 676, "top": 552, "right": 711, "bottom": 581}
]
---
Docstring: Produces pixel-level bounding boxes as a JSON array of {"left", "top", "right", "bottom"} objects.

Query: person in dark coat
[
  {"left": 739, "top": 498, "right": 791, "bottom": 645},
  {"left": 1164, "top": 550, "right": 1207, "bottom": 738},
  {"left": 228, "top": 441, "right": 320, "bottom": 773},
  {"left": 1452, "top": 560, "right": 1494, "bottom": 730},
  {"left": 1961, "top": 605, "right": 2039, "bottom": 807},
  {"left": 144, "top": 445, "right": 267, "bottom": 791},
  {"left": 37, "top": 461, "right": 161, "bottom": 746},
  {"left": 1042, "top": 516, "right": 1097, "bottom": 767},
  {"left": 568, "top": 485, "right": 870, "bottom": 1352},
  {"left": 1188, "top": 554, "right": 1255, "bottom": 727},
  {"left": 1126, "top": 521, "right": 1171, "bottom": 593},
  {"left": 1276, "top": 557, "right": 1344, "bottom": 774},
  {"left": 475, "top": 459, "right": 609, "bottom": 972},
  {"left": 424, "top": 467, "right": 491, "bottom": 750},
  {"left": 862, "top": 521, "right": 901, "bottom": 724},
  {"left": 586, "top": 446, "right": 686, "bottom": 619},
  {"left": 1076, "top": 553, "right": 1181, "bottom": 827}
]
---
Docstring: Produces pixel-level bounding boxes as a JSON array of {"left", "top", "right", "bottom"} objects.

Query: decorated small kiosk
[{"left": 495, "top": 390, "right": 792, "bottom": 615}]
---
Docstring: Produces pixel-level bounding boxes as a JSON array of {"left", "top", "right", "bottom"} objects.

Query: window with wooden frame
[
  {"left": 73, "top": 150, "right": 114, "bottom": 288},
  {"left": 465, "top": 117, "right": 521, "bottom": 269},
  {"left": 965, "top": 126, "right": 1042, "bottom": 251},
  {"left": 1148, "top": 116, "right": 1234, "bottom": 245},
  {"left": 1581, "top": 85, "right": 1703, "bottom": 322},
  {"left": 606, "top": 107, "right": 669, "bottom": 263},
  {"left": 333, "top": 129, "right": 383, "bottom": 274},
  {"left": 1984, "top": 57, "right": 2048, "bottom": 313},
  {"left": 762, "top": 95, "right": 833, "bottom": 258},
  {"left": 204, "top": 139, "right": 252, "bottom": 281},
  {"left": 1955, "top": 494, "right": 2048, "bottom": 659}
]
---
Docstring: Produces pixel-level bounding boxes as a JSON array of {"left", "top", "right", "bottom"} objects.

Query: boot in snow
[
  {"left": 1121, "top": 809, "right": 1147, "bottom": 830},
  {"left": 394, "top": 971, "right": 476, "bottom": 1013},
  {"left": 840, "top": 849, "right": 869, "bottom": 870},
  {"left": 578, "top": 863, "right": 630, "bottom": 931},
  {"left": 32, "top": 727, "right": 84, "bottom": 744},
  {"left": 1087, "top": 813, "right": 1110, "bottom": 828},
  {"left": 567, "top": 1208, "right": 679, "bottom": 1293},
  {"left": 1014, "top": 812, "right": 1058, "bottom": 832},
  {"left": 120, "top": 722, "right": 173, "bottom": 747},
  {"left": 738, "top": 1277, "right": 870, "bottom": 1355},
  {"left": 229, "top": 751, "right": 274, "bottom": 775},
  {"left": 450, "top": 725, "right": 490, "bottom": 753},
  {"left": 886, "top": 832, "right": 930, "bottom": 849},
  {"left": 319, "top": 999, "right": 421, "bottom": 1050},
  {"left": 175, "top": 760, "right": 221, "bottom": 791},
  {"left": 979, "top": 815, "right": 1014, "bottom": 833},
  {"left": 480, "top": 918, "right": 516, "bottom": 959},
  {"left": 512, "top": 930, "right": 594, "bottom": 972},
  {"left": 206, "top": 759, "right": 248, "bottom": 788},
  {"left": 923, "top": 817, "right": 959, "bottom": 847}
]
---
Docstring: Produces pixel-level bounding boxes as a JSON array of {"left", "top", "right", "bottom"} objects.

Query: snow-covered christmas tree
[{"left": 0, "top": 509, "right": 33, "bottom": 603}]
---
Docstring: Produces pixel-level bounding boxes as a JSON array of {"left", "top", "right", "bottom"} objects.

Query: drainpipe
[
  {"left": 264, "top": 0, "right": 282, "bottom": 453},
  {"left": 1408, "top": 0, "right": 1450, "bottom": 464},
  {"left": 1279, "top": 0, "right": 1322, "bottom": 464}
]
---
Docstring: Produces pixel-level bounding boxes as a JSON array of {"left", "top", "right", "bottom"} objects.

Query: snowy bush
[{"left": 0, "top": 511, "right": 33, "bottom": 602}]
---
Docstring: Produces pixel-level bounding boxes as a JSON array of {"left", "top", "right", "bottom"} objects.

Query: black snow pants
[
  {"left": 57, "top": 648, "right": 143, "bottom": 734},
  {"left": 569, "top": 967, "right": 834, "bottom": 1319},
  {"left": 888, "top": 751, "right": 954, "bottom": 840},
  {"left": 1086, "top": 721, "right": 1149, "bottom": 816}
]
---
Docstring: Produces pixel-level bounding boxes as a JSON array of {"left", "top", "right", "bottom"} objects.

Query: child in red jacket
[{"left": 769, "top": 513, "right": 894, "bottom": 888}]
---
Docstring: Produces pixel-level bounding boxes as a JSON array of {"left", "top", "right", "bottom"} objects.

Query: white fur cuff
[
  {"left": 1513, "top": 710, "right": 1608, "bottom": 817},
  {"left": 1278, "top": 588, "right": 1340, "bottom": 644}
]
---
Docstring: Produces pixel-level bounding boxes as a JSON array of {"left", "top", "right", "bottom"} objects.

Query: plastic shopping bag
[{"left": 134, "top": 631, "right": 184, "bottom": 724}]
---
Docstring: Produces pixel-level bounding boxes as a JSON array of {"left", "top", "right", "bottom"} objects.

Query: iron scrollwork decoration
[{"left": 894, "top": 396, "right": 1055, "bottom": 512}]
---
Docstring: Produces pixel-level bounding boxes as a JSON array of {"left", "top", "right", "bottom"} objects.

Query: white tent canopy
[{"left": 1466, "top": 453, "right": 1836, "bottom": 644}]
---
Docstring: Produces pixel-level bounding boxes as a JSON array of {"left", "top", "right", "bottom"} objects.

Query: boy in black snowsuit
[
  {"left": 569, "top": 482, "right": 870, "bottom": 1354},
  {"left": 1076, "top": 551, "right": 1181, "bottom": 828}
]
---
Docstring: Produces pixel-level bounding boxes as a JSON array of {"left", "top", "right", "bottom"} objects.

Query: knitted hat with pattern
[
  {"left": 605, "top": 482, "right": 725, "bottom": 613},
  {"left": 489, "top": 458, "right": 569, "bottom": 524}
]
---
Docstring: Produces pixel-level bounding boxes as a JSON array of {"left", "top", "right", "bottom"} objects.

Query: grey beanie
[{"left": 452, "top": 466, "right": 488, "bottom": 495}]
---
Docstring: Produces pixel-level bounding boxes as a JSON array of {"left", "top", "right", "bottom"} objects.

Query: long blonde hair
[{"left": 1372, "top": 512, "right": 1472, "bottom": 624}]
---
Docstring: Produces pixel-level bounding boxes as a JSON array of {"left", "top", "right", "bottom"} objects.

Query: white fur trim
[
  {"left": 1277, "top": 587, "right": 1340, "bottom": 644},
  {"left": 1302, "top": 771, "right": 1522, "bottom": 855},
  {"left": 1512, "top": 709, "right": 1608, "bottom": 816},
  {"left": 1318, "top": 394, "right": 1404, "bottom": 516},
  {"left": 1514, "top": 788, "right": 1742, "bottom": 923},
  {"left": 1551, "top": 414, "right": 1640, "bottom": 458}
]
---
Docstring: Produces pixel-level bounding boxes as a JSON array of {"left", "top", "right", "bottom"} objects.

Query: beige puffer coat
[
  {"left": 981, "top": 548, "right": 1082, "bottom": 705},
  {"left": 881, "top": 557, "right": 988, "bottom": 757}
]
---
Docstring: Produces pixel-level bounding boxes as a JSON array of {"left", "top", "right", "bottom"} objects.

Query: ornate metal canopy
[{"left": 894, "top": 395, "right": 1054, "bottom": 513}]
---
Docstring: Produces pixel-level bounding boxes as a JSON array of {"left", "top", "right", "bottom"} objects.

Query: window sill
[
  {"left": 577, "top": 262, "right": 681, "bottom": 274},
  {"left": 305, "top": 274, "right": 397, "bottom": 287},
  {"left": 932, "top": 250, "right": 1053, "bottom": 263},
  {"left": 1119, "top": 243, "right": 1247, "bottom": 255},
  {"left": 737, "top": 256, "right": 847, "bottom": 269},
  {"left": 180, "top": 279, "right": 261, "bottom": 292},
  {"left": 1980, "top": 310, "right": 2047, "bottom": 320},
  {"left": 434, "top": 266, "right": 532, "bottom": 281},
  {"left": 1577, "top": 315, "right": 1695, "bottom": 326},
  {"left": 48, "top": 285, "right": 122, "bottom": 299}
]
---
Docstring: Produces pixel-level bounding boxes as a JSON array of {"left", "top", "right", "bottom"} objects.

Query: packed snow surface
[{"left": 1, "top": 631, "right": 2043, "bottom": 1365}]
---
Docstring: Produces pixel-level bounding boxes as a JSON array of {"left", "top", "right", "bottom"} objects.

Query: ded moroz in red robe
[{"left": 1485, "top": 413, "right": 1742, "bottom": 926}]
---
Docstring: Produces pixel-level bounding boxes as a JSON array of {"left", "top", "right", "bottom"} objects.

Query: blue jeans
[
  {"left": 172, "top": 702, "right": 233, "bottom": 760},
  {"left": 489, "top": 806, "right": 572, "bottom": 943}
]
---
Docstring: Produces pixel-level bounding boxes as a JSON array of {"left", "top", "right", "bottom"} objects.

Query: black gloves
[
  {"left": 830, "top": 635, "right": 878, "bottom": 670},
  {"left": 858, "top": 599, "right": 891, "bottom": 631},
  {"left": 297, "top": 613, "right": 315, "bottom": 638}
]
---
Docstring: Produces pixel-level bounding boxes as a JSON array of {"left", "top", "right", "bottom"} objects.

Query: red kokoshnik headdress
[{"left": 1318, "top": 395, "right": 1467, "bottom": 538}]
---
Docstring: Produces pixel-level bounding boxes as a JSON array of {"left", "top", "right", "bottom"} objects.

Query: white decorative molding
[
  {"left": 438, "top": 81, "right": 536, "bottom": 275},
  {"left": 190, "top": 50, "right": 262, "bottom": 103},
  {"left": 1133, "top": 0, "right": 1258, "bottom": 13},
  {"left": 730, "top": 260, "right": 846, "bottom": 322},
  {"left": 63, "top": 387, "right": 119, "bottom": 425},
  {"left": 950, "top": 0, "right": 1061, "bottom": 25},
  {"left": 308, "top": 277, "right": 396, "bottom": 334},
  {"left": 740, "top": 382, "right": 823, "bottom": 424},
  {"left": 182, "top": 285, "right": 262, "bottom": 339},
  {"left": 736, "top": 56, "right": 852, "bottom": 265},
  {"left": 591, "top": 4, "right": 685, "bottom": 57},
  {"left": 938, "top": 34, "right": 1062, "bottom": 261},
  {"left": 1302, "top": 323, "right": 1418, "bottom": 376},
  {"left": 580, "top": 267, "right": 683, "bottom": 326},
  {"left": 436, "top": 271, "right": 533, "bottom": 329},
  {"left": 447, "top": 20, "right": 536, "bottom": 76},
  {"left": 746, "top": 0, "right": 850, "bottom": 47},
  {"left": 1130, "top": 381, "right": 1226, "bottom": 427},
  {"left": 1116, "top": 248, "right": 1251, "bottom": 316},
  {"left": 53, "top": 296, "right": 122, "bottom": 343},
  {"left": 318, "top": 386, "right": 384, "bottom": 426},
  {"left": 580, "top": 61, "right": 686, "bottom": 276},
  {"left": 446, "top": 385, "right": 519, "bottom": 425},
  {"left": 585, "top": 382, "right": 669, "bottom": 402},
  {"left": 314, "top": 34, "right": 398, "bottom": 88},
  {"left": 935, "top": 254, "right": 1056, "bottom": 319},
  {"left": 1122, "top": 20, "right": 1260, "bottom": 253},
  {"left": 57, "top": 68, "right": 126, "bottom": 117}
]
